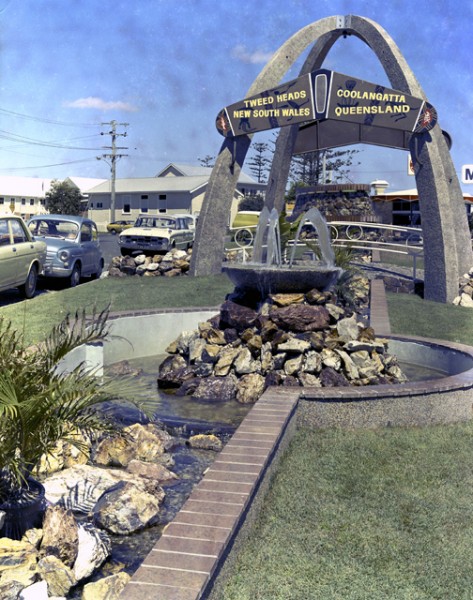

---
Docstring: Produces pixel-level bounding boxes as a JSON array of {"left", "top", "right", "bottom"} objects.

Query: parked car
[
  {"left": 118, "top": 214, "right": 196, "bottom": 256},
  {"left": 106, "top": 220, "right": 135, "bottom": 234},
  {"left": 27, "top": 215, "right": 104, "bottom": 287},
  {"left": 0, "top": 215, "right": 46, "bottom": 298}
]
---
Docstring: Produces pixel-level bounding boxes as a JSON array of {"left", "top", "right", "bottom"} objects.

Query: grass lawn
[
  {"left": 220, "top": 424, "right": 473, "bottom": 599},
  {"left": 0, "top": 274, "right": 233, "bottom": 346},
  {"left": 387, "top": 292, "right": 473, "bottom": 345}
]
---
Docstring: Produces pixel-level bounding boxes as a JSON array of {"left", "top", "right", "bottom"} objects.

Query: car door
[
  {"left": 5, "top": 218, "right": 35, "bottom": 288},
  {"left": 80, "top": 221, "right": 102, "bottom": 276},
  {"left": 0, "top": 218, "right": 16, "bottom": 289}
]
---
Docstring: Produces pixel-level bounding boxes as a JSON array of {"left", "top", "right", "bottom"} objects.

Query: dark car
[{"left": 27, "top": 215, "right": 104, "bottom": 287}]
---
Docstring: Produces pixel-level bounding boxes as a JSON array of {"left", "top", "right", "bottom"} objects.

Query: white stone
[
  {"left": 460, "top": 293, "right": 473, "bottom": 307},
  {"left": 19, "top": 581, "right": 49, "bottom": 600},
  {"left": 73, "top": 524, "right": 111, "bottom": 581}
]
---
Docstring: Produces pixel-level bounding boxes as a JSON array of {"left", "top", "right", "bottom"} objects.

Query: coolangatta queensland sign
[{"left": 216, "top": 69, "right": 437, "bottom": 138}]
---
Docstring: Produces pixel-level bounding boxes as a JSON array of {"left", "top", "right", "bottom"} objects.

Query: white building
[
  {"left": 0, "top": 176, "right": 106, "bottom": 219},
  {"left": 86, "top": 163, "right": 265, "bottom": 231}
]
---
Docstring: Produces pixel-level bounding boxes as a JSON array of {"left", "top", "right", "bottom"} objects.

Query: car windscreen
[
  {"left": 134, "top": 218, "right": 176, "bottom": 229},
  {"left": 29, "top": 220, "right": 79, "bottom": 240}
]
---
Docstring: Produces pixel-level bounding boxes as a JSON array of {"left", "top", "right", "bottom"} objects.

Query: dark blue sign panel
[{"left": 216, "top": 69, "right": 437, "bottom": 138}]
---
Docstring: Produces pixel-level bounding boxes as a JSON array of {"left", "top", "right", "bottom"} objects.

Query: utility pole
[{"left": 98, "top": 120, "right": 128, "bottom": 223}]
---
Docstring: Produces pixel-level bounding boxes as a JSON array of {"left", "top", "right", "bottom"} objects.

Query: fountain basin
[{"left": 222, "top": 263, "right": 342, "bottom": 295}]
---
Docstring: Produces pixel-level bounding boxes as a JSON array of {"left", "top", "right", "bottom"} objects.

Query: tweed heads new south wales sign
[{"left": 216, "top": 69, "right": 437, "bottom": 138}]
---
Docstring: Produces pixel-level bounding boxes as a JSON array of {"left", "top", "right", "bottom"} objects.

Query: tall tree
[
  {"left": 45, "top": 180, "right": 83, "bottom": 215},
  {"left": 290, "top": 148, "right": 360, "bottom": 186},
  {"left": 247, "top": 142, "right": 271, "bottom": 183}
]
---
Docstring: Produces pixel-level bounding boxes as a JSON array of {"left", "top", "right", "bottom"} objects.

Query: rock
[
  {"left": 107, "top": 360, "right": 143, "bottom": 377},
  {"left": 192, "top": 376, "right": 237, "bottom": 402},
  {"left": 73, "top": 523, "right": 111, "bottom": 581},
  {"left": 319, "top": 367, "right": 350, "bottom": 387},
  {"left": 126, "top": 459, "right": 178, "bottom": 482},
  {"left": 335, "top": 349, "right": 360, "bottom": 380},
  {"left": 0, "top": 580, "right": 25, "bottom": 600},
  {"left": 93, "top": 436, "right": 134, "bottom": 467},
  {"left": 220, "top": 300, "right": 258, "bottom": 330},
  {"left": 188, "top": 434, "right": 223, "bottom": 451},
  {"left": 298, "top": 372, "right": 322, "bottom": 386},
  {"left": 269, "top": 304, "right": 331, "bottom": 332},
  {"left": 124, "top": 423, "right": 175, "bottom": 461},
  {"left": 200, "top": 326, "right": 227, "bottom": 345},
  {"left": 305, "top": 289, "right": 332, "bottom": 304},
  {"left": 214, "top": 346, "right": 240, "bottom": 376},
  {"left": 188, "top": 337, "right": 207, "bottom": 363},
  {"left": 234, "top": 347, "right": 260, "bottom": 375},
  {"left": 284, "top": 354, "right": 304, "bottom": 376},
  {"left": 40, "top": 505, "right": 78, "bottom": 568},
  {"left": 460, "top": 292, "right": 473, "bottom": 307},
  {"left": 37, "top": 555, "right": 76, "bottom": 597},
  {"left": 246, "top": 334, "right": 263, "bottom": 355},
  {"left": 236, "top": 373, "right": 265, "bottom": 404},
  {"left": 302, "top": 350, "right": 322, "bottom": 374},
  {"left": 270, "top": 293, "right": 305, "bottom": 306},
  {"left": 93, "top": 481, "right": 165, "bottom": 534},
  {"left": 321, "top": 348, "right": 342, "bottom": 370},
  {"left": 336, "top": 314, "right": 360, "bottom": 342},
  {"left": 276, "top": 336, "right": 311, "bottom": 353},
  {"left": 325, "top": 302, "right": 346, "bottom": 321},
  {"left": 0, "top": 538, "right": 38, "bottom": 587},
  {"left": 344, "top": 340, "right": 385, "bottom": 354},
  {"left": 82, "top": 571, "right": 131, "bottom": 600},
  {"left": 157, "top": 354, "right": 194, "bottom": 387},
  {"left": 43, "top": 464, "right": 158, "bottom": 513}
]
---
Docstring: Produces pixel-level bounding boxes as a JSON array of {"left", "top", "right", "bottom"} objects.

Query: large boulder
[
  {"left": 73, "top": 523, "right": 111, "bottom": 582},
  {"left": 82, "top": 572, "right": 131, "bottom": 600},
  {"left": 93, "top": 481, "right": 165, "bottom": 535},
  {"left": 192, "top": 375, "right": 238, "bottom": 402},
  {"left": 269, "top": 304, "right": 331, "bottom": 332},
  {"left": 220, "top": 300, "right": 258, "bottom": 330}
]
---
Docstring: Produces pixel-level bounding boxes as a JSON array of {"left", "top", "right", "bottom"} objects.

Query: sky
[{"left": 0, "top": 0, "right": 471, "bottom": 192}]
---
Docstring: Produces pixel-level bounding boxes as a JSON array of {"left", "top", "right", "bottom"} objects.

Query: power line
[
  {"left": 0, "top": 106, "right": 97, "bottom": 127},
  {"left": 0, "top": 158, "right": 98, "bottom": 172}
]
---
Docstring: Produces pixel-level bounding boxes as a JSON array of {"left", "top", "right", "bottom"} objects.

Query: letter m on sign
[{"left": 461, "top": 165, "right": 473, "bottom": 184}]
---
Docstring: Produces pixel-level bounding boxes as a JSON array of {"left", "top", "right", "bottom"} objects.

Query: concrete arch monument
[{"left": 190, "top": 15, "right": 472, "bottom": 303}]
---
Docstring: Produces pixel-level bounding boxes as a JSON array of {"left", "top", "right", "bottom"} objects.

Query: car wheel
[
  {"left": 69, "top": 263, "right": 81, "bottom": 288},
  {"left": 19, "top": 264, "right": 38, "bottom": 299}
]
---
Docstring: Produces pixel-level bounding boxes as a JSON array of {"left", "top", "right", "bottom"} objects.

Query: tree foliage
[
  {"left": 238, "top": 194, "right": 265, "bottom": 212},
  {"left": 198, "top": 155, "right": 215, "bottom": 168},
  {"left": 290, "top": 148, "right": 360, "bottom": 186},
  {"left": 247, "top": 142, "right": 271, "bottom": 183},
  {"left": 45, "top": 180, "right": 84, "bottom": 215}
]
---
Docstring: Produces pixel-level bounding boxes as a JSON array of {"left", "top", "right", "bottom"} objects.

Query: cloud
[
  {"left": 64, "top": 97, "right": 138, "bottom": 112},
  {"left": 231, "top": 44, "right": 274, "bottom": 64}
]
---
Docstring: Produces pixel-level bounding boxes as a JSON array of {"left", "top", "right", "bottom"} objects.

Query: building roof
[
  {"left": 87, "top": 176, "right": 210, "bottom": 195},
  {"left": 0, "top": 176, "right": 53, "bottom": 197},
  {"left": 156, "top": 162, "right": 263, "bottom": 186},
  {"left": 65, "top": 177, "right": 107, "bottom": 193}
]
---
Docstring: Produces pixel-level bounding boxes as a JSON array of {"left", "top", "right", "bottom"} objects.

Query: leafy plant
[{"left": 0, "top": 307, "right": 144, "bottom": 503}]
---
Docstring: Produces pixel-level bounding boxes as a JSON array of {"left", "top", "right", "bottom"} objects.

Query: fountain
[{"left": 222, "top": 207, "right": 342, "bottom": 296}]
